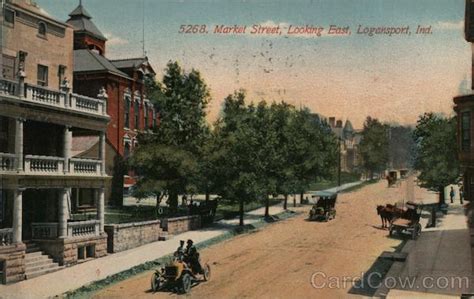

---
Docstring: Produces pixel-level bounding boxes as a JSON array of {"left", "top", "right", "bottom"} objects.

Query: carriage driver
[{"left": 185, "top": 239, "right": 203, "bottom": 274}]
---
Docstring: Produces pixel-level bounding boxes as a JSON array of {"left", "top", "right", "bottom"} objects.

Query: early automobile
[
  {"left": 389, "top": 201, "right": 423, "bottom": 240},
  {"left": 151, "top": 256, "right": 211, "bottom": 294},
  {"left": 387, "top": 170, "right": 400, "bottom": 187},
  {"left": 308, "top": 191, "right": 337, "bottom": 221}
]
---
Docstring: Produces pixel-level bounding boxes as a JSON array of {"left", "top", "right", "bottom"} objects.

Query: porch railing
[
  {"left": 68, "top": 220, "right": 100, "bottom": 237},
  {"left": 0, "top": 228, "right": 13, "bottom": 246},
  {"left": 0, "top": 153, "right": 16, "bottom": 172},
  {"left": 71, "top": 93, "right": 107, "bottom": 116},
  {"left": 31, "top": 223, "right": 58, "bottom": 239},
  {"left": 0, "top": 78, "right": 17, "bottom": 96},
  {"left": 25, "top": 83, "right": 66, "bottom": 107},
  {"left": 24, "top": 155, "right": 64, "bottom": 174},
  {"left": 0, "top": 79, "right": 108, "bottom": 118},
  {"left": 70, "top": 158, "right": 101, "bottom": 175}
]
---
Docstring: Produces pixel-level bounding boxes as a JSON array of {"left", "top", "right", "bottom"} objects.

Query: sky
[{"left": 36, "top": 0, "right": 471, "bottom": 129}]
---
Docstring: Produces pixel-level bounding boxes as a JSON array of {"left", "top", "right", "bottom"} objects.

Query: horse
[{"left": 376, "top": 204, "right": 404, "bottom": 229}]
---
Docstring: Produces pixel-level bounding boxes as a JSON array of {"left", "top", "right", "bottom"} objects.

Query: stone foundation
[
  {"left": 0, "top": 243, "right": 26, "bottom": 284},
  {"left": 36, "top": 234, "right": 107, "bottom": 266},
  {"left": 104, "top": 220, "right": 165, "bottom": 253},
  {"left": 161, "top": 215, "right": 201, "bottom": 235}
]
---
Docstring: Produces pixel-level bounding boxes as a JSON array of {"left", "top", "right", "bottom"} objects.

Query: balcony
[
  {"left": 0, "top": 78, "right": 108, "bottom": 118},
  {"left": 0, "top": 154, "right": 103, "bottom": 177}
]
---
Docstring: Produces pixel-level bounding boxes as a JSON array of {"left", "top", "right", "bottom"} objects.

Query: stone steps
[{"left": 23, "top": 241, "right": 63, "bottom": 280}]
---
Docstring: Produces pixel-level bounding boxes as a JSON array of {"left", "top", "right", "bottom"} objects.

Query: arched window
[
  {"left": 124, "top": 97, "right": 130, "bottom": 128},
  {"left": 38, "top": 22, "right": 46, "bottom": 36}
]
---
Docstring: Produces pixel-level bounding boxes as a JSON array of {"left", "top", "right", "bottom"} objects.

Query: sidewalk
[
  {"left": 0, "top": 181, "right": 362, "bottom": 299},
  {"left": 380, "top": 200, "right": 473, "bottom": 298}
]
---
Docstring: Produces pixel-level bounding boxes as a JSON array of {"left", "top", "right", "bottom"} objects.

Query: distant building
[
  {"left": 65, "top": 3, "right": 158, "bottom": 206},
  {"left": 327, "top": 117, "right": 361, "bottom": 173},
  {"left": 0, "top": 0, "right": 109, "bottom": 283}
]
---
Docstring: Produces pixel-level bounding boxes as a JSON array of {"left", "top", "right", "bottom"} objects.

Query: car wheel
[
  {"left": 203, "top": 264, "right": 211, "bottom": 281},
  {"left": 181, "top": 273, "right": 192, "bottom": 294},
  {"left": 151, "top": 272, "right": 161, "bottom": 292}
]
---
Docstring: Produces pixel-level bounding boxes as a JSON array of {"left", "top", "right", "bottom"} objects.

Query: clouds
[{"left": 104, "top": 33, "right": 129, "bottom": 46}]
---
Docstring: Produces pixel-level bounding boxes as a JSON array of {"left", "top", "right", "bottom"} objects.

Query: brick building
[
  {"left": 65, "top": 3, "right": 157, "bottom": 205},
  {"left": 0, "top": 0, "right": 109, "bottom": 283}
]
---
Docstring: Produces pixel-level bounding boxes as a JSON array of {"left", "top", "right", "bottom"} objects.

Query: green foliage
[
  {"left": 388, "top": 125, "right": 415, "bottom": 169},
  {"left": 359, "top": 117, "right": 389, "bottom": 176},
  {"left": 131, "top": 61, "right": 210, "bottom": 211},
  {"left": 413, "top": 113, "right": 459, "bottom": 196}
]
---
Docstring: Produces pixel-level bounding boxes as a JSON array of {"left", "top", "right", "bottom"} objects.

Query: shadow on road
[{"left": 347, "top": 240, "right": 407, "bottom": 297}]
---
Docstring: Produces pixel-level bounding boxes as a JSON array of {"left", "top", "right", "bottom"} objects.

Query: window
[
  {"left": 124, "top": 142, "right": 130, "bottom": 159},
  {"left": 4, "top": 9, "right": 14, "bottom": 25},
  {"left": 2, "top": 55, "right": 15, "bottom": 80},
  {"left": 134, "top": 100, "right": 140, "bottom": 129},
  {"left": 462, "top": 112, "right": 471, "bottom": 152},
  {"left": 152, "top": 109, "right": 157, "bottom": 128},
  {"left": 144, "top": 104, "right": 148, "bottom": 129},
  {"left": 38, "top": 22, "right": 46, "bottom": 36},
  {"left": 124, "top": 97, "right": 130, "bottom": 128},
  {"left": 37, "top": 65, "right": 48, "bottom": 86}
]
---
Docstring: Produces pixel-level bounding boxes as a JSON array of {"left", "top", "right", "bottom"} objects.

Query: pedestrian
[
  {"left": 460, "top": 185, "right": 464, "bottom": 205},
  {"left": 449, "top": 186, "right": 455, "bottom": 204}
]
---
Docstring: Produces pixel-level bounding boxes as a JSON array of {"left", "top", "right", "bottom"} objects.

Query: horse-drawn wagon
[
  {"left": 387, "top": 170, "right": 400, "bottom": 187},
  {"left": 308, "top": 191, "right": 337, "bottom": 221},
  {"left": 389, "top": 201, "right": 423, "bottom": 240}
]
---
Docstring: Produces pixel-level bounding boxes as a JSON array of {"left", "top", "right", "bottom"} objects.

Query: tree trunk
[
  {"left": 283, "top": 194, "right": 288, "bottom": 210},
  {"left": 439, "top": 186, "right": 446, "bottom": 207},
  {"left": 297, "top": 191, "right": 303, "bottom": 207},
  {"left": 239, "top": 199, "right": 244, "bottom": 226},
  {"left": 264, "top": 195, "right": 270, "bottom": 218},
  {"left": 205, "top": 191, "right": 210, "bottom": 203},
  {"left": 168, "top": 191, "right": 179, "bottom": 213}
]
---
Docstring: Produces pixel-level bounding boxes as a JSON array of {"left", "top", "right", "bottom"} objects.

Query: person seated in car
[
  {"left": 185, "top": 239, "right": 202, "bottom": 274},
  {"left": 174, "top": 240, "right": 185, "bottom": 261}
]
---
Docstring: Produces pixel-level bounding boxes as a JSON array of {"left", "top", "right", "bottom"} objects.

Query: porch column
[
  {"left": 12, "top": 188, "right": 23, "bottom": 243},
  {"left": 96, "top": 188, "right": 105, "bottom": 233},
  {"left": 99, "top": 131, "right": 106, "bottom": 176},
  {"left": 15, "top": 118, "right": 24, "bottom": 172},
  {"left": 63, "top": 126, "right": 72, "bottom": 174},
  {"left": 58, "top": 189, "right": 69, "bottom": 238}
]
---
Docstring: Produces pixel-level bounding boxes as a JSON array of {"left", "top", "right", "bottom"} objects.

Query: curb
[{"left": 63, "top": 209, "right": 299, "bottom": 299}]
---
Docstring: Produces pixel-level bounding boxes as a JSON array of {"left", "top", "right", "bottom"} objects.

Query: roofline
[
  {"left": 8, "top": 2, "right": 73, "bottom": 29},
  {"left": 72, "top": 29, "right": 107, "bottom": 41}
]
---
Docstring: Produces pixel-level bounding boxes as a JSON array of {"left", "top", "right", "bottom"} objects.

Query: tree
[
  {"left": 388, "top": 125, "right": 415, "bottom": 169},
  {"left": 131, "top": 61, "right": 211, "bottom": 212},
  {"left": 413, "top": 113, "right": 459, "bottom": 205},
  {"left": 359, "top": 117, "right": 389, "bottom": 178}
]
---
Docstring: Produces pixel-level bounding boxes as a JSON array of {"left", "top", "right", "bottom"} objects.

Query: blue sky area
[{"left": 37, "top": 0, "right": 470, "bottom": 127}]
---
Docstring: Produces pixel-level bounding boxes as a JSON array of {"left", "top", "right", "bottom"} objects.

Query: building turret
[{"left": 66, "top": 1, "right": 107, "bottom": 55}]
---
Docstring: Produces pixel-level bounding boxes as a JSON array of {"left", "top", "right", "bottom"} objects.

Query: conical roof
[
  {"left": 67, "top": 3, "right": 106, "bottom": 41},
  {"left": 343, "top": 120, "right": 354, "bottom": 133}
]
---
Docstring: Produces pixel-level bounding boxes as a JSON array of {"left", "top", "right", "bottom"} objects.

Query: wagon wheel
[
  {"left": 389, "top": 224, "right": 394, "bottom": 236},
  {"left": 180, "top": 273, "right": 192, "bottom": 294}
]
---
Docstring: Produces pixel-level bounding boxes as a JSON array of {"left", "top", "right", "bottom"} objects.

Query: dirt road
[{"left": 94, "top": 179, "right": 431, "bottom": 298}]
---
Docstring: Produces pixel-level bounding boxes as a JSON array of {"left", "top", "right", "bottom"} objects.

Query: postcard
[{"left": 0, "top": 0, "right": 472, "bottom": 298}]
